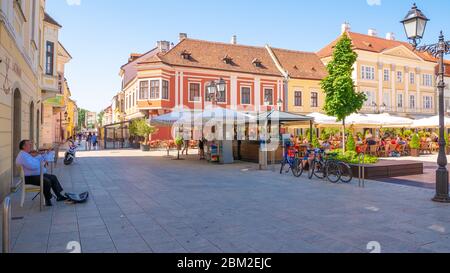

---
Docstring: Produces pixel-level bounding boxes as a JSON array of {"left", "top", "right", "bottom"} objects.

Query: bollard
[
  {"left": 2, "top": 197, "right": 11, "bottom": 253},
  {"left": 358, "top": 153, "right": 366, "bottom": 188}
]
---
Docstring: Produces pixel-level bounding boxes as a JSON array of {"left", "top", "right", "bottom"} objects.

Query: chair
[
  {"left": 19, "top": 161, "right": 44, "bottom": 211},
  {"left": 420, "top": 142, "right": 432, "bottom": 154},
  {"left": 369, "top": 145, "right": 379, "bottom": 156}
]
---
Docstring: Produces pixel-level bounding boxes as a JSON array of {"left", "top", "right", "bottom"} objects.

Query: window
[
  {"left": 397, "top": 71, "right": 403, "bottom": 83},
  {"left": 397, "top": 94, "right": 403, "bottom": 108},
  {"left": 128, "top": 94, "right": 131, "bottom": 109},
  {"left": 363, "top": 90, "right": 375, "bottom": 106},
  {"left": 162, "top": 80, "right": 169, "bottom": 100},
  {"left": 150, "top": 80, "right": 160, "bottom": 99},
  {"left": 133, "top": 92, "right": 135, "bottom": 106},
  {"left": 311, "top": 92, "right": 318, "bottom": 108},
  {"left": 45, "top": 41, "right": 54, "bottom": 75},
  {"left": 422, "top": 74, "right": 433, "bottom": 87},
  {"left": 424, "top": 96, "right": 433, "bottom": 109},
  {"left": 361, "top": 66, "right": 375, "bottom": 80},
  {"left": 383, "top": 92, "right": 390, "bottom": 108},
  {"left": 294, "top": 91, "right": 302, "bottom": 106},
  {"left": 241, "top": 87, "right": 251, "bottom": 105},
  {"left": 217, "top": 86, "right": 226, "bottom": 103},
  {"left": 139, "top": 81, "right": 149, "bottom": 100},
  {"left": 125, "top": 97, "right": 128, "bottom": 110},
  {"left": 409, "top": 95, "right": 416, "bottom": 109},
  {"left": 189, "top": 83, "right": 201, "bottom": 102},
  {"left": 383, "top": 69, "right": 390, "bottom": 82},
  {"left": 264, "top": 89, "right": 273, "bottom": 105},
  {"left": 410, "top": 73, "right": 415, "bottom": 84}
]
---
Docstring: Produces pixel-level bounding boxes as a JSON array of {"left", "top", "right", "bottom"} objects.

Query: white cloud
[
  {"left": 66, "top": 0, "right": 81, "bottom": 6},
  {"left": 367, "top": 0, "right": 381, "bottom": 6}
]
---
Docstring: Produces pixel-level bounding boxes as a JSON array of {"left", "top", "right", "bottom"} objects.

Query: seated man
[{"left": 16, "top": 140, "right": 68, "bottom": 207}]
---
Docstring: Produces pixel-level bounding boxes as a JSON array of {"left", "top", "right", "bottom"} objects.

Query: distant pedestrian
[
  {"left": 181, "top": 131, "right": 190, "bottom": 155},
  {"left": 91, "top": 133, "right": 98, "bottom": 150},
  {"left": 87, "top": 133, "right": 92, "bottom": 151},
  {"left": 198, "top": 137, "right": 205, "bottom": 160}
]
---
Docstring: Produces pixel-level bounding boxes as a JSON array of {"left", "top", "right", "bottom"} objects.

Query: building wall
[
  {"left": 321, "top": 48, "right": 437, "bottom": 117},
  {"left": 0, "top": 0, "right": 43, "bottom": 200},
  {"left": 287, "top": 78, "right": 323, "bottom": 114}
]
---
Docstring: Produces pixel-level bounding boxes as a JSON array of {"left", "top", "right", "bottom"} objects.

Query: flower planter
[
  {"left": 140, "top": 144, "right": 150, "bottom": 152},
  {"left": 410, "top": 148, "right": 419, "bottom": 157}
]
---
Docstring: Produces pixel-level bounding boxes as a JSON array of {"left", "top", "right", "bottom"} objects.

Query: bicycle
[
  {"left": 308, "top": 150, "right": 341, "bottom": 183},
  {"left": 338, "top": 161, "right": 353, "bottom": 183},
  {"left": 280, "top": 147, "right": 302, "bottom": 177}
]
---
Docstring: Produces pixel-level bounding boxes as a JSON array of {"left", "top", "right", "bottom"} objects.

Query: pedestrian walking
[
  {"left": 181, "top": 131, "right": 190, "bottom": 155},
  {"left": 198, "top": 137, "right": 205, "bottom": 160},
  {"left": 86, "top": 133, "right": 92, "bottom": 151},
  {"left": 92, "top": 133, "right": 98, "bottom": 151}
]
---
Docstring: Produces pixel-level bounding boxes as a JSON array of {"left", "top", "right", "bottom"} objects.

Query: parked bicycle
[
  {"left": 307, "top": 149, "right": 354, "bottom": 183},
  {"left": 280, "top": 145, "right": 302, "bottom": 177}
]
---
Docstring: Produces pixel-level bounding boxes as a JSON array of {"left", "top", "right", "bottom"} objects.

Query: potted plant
[
  {"left": 410, "top": 134, "right": 420, "bottom": 157},
  {"left": 175, "top": 136, "right": 184, "bottom": 160},
  {"left": 445, "top": 130, "right": 450, "bottom": 155},
  {"left": 130, "top": 118, "right": 157, "bottom": 152}
]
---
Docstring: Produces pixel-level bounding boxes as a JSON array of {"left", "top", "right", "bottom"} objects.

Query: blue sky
[{"left": 46, "top": 0, "right": 450, "bottom": 113}]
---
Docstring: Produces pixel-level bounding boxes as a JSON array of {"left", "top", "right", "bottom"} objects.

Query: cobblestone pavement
[{"left": 3, "top": 149, "right": 450, "bottom": 253}]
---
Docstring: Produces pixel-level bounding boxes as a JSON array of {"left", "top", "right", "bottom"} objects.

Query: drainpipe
[{"left": 265, "top": 44, "right": 289, "bottom": 112}]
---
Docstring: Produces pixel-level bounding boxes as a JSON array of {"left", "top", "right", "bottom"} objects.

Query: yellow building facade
[
  {"left": 0, "top": 0, "right": 45, "bottom": 199},
  {"left": 318, "top": 27, "right": 438, "bottom": 118}
]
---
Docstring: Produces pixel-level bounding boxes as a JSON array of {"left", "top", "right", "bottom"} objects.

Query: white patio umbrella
[
  {"left": 150, "top": 109, "right": 195, "bottom": 126},
  {"left": 307, "top": 112, "right": 341, "bottom": 127},
  {"left": 192, "top": 106, "right": 252, "bottom": 125},
  {"left": 412, "top": 115, "right": 450, "bottom": 128}
]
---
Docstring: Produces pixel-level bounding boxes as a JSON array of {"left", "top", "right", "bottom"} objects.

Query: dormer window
[
  {"left": 180, "top": 50, "right": 191, "bottom": 60},
  {"left": 252, "top": 58, "right": 262, "bottom": 68},
  {"left": 222, "top": 55, "right": 233, "bottom": 64}
]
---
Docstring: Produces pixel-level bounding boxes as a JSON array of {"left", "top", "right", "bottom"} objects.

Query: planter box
[
  {"left": 140, "top": 144, "right": 150, "bottom": 152},
  {"left": 410, "top": 148, "right": 419, "bottom": 157},
  {"left": 349, "top": 160, "right": 423, "bottom": 179}
]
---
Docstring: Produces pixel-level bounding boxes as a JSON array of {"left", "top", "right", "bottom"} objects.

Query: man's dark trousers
[{"left": 25, "top": 174, "right": 64, "bottom": 201}]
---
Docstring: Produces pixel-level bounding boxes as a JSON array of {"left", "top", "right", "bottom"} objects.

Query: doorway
[{"left": 30, "top": 102, "right": 34, "bottom": 148}]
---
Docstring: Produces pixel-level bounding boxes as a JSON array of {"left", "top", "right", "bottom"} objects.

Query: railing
[{"left": 2, "top": 196, "right": 11, "bottom": 253}]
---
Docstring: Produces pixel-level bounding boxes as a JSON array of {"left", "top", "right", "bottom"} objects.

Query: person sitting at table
[{"left": 16, "top": 140, "right": 68, "bottom": 207}]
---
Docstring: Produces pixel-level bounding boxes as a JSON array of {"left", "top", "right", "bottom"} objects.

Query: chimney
[
  {"left": 341, "top": 22, "right": 351, "bottom": 34},
  {"left": 386, "top": 32, "right": 396, "bottom": 40},
  {"left": 156, "top": 41, "right": 171, "bottom": 52},
  {"left": 368, "top": 28, "right": 378, "bottom": 37},
  {"left": 128, "top": 53, "right": 142, "bottom": 63},
  {"left": 179, "top": 33, "right": 187, "bottom": 41},
  {"left": 231, "top": 35, "right": 237, "bottom": 45}
]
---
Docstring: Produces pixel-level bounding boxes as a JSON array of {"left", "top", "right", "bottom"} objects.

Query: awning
[
  {"left": 150, "top": 110, "right": 195, "bottom": 126},
  {"left": 412, "top": 116, "right": 450, "bottom": 128}
]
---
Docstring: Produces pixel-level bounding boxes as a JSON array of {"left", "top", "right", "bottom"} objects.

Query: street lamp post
[{"left": 402, "top": 4, "right": 450, "bottom": 203}]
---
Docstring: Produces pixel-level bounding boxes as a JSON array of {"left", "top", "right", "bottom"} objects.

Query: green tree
[
  {"left": 346, "top": 135, "right": 356, "bottom": 152},
  {"left": 130, "top": 118, "right": 157, "bottom": 144},
  {"left": 97, "top": 111, "right": 105, "bottom": 127},
  {"left": 321, "top": 33, "right": 366, "bottom": 152},
  {"left": 78, "top": 108, "right": 87, "bottom": 130}
]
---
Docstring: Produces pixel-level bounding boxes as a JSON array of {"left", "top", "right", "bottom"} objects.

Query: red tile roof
[
  {"left": 140, "top": 38, "right": 281, "bottom": 76},
  {"left": 445, "top": 60, "right": 450, "bottom": 77},
  {"left": 317, "top": 31, "right": 437, "bottom": 63},
  {"left": 138, "top": 38, "right": 327, "bottom": 80},
  {"left": 270, "top": 48, "right": 327, "bottom": 80},
  {"left": 121, "top": 48, "right": 159, "bottom": 88}
]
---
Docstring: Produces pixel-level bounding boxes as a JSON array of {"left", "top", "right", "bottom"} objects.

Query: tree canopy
[{"left": 321, "top": 33, "right": 366, "bottom": 122}]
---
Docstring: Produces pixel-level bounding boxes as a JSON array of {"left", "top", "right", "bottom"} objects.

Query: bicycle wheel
[
  {"left": 313, "top": 161, "right": 325, "bottom": 179},
  {"left": 326, "top": 161, "right": 341, "bottom": 183},
  {"left": 292, "top": 158, "right": 303, "bottom": 177},
  {"left": 308, "top": 160, "right": 315, "bottom": 179},
  {"left": 339, "top": 162, "right": 353, "bottom": 183}
]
